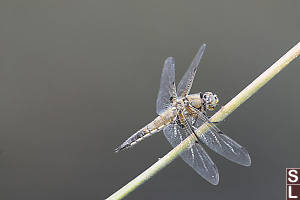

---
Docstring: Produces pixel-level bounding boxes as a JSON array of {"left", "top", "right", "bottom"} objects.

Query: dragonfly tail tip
[
  {"left": 114, "top": 147, "right": 121, "bottom": 153},
  {"left": 114, "top": 143, "right": 129, "bottom": 153}
]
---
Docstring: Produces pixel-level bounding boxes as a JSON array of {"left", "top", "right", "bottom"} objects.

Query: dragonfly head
[{"left": 202, "top": 92, "right": 219, "bottom": 111}]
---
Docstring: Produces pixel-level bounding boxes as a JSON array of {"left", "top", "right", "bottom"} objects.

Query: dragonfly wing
[
  {"left": 164, "top": 122, "right": 219, "bottom": 185},
  {"left": 192, "top": 112, "right": 251, "bottom": 166},
  {"left": 177, "top": 44, "right": 206, "bottom": 97},
  {"left": 156, "top": 57, "right": 177, "bottom": 115}
]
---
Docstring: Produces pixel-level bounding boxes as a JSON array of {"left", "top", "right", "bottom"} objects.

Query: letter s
[{"left": 288, "top": 170, "right": 299, "bottom": 183}]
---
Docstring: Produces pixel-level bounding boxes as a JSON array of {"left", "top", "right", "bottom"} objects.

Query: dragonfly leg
[
  {"left": 190, "top": 124, "right": 202, "bottom": 142},
  {"left": 175, "top": 115, "right": 185, "bottom": 128}
]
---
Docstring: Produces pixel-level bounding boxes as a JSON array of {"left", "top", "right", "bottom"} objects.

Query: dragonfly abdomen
[{"left": 115, "top": 111, "right": 175, "bottom": 152}]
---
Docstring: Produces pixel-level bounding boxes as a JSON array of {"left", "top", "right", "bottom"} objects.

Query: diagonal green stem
[{"left": 107, "top": 42, "right": 300, "bottom": 200}]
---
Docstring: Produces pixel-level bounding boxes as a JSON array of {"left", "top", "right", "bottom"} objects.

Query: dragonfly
[{"left": 115, "top": 44, "right": 251, "bottom": 185}]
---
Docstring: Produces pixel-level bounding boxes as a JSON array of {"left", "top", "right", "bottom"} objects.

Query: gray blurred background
[{"left": 0, "top": 0, "right": 299, "bottom": 199}]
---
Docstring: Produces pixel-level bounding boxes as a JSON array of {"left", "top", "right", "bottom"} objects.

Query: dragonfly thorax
[
  {"left": 185, "top": 94, "right": 203, "bottom": 110},
  {"left": 173, "top": 98, "right": 186, "bottom": 112},
  {"left": 173, "top": 94, "right": 203, "bottom": 115}
]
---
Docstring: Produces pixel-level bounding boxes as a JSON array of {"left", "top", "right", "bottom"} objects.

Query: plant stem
[{"left": 107, "top": 42, "right": 300, "bottom": 200}]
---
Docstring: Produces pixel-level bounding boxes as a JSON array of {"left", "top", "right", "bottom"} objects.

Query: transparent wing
[
  {"left": 177, "top": 44, "right": 206, "bottom": 97},
  {"left": 163, "top": 122, "right": 219, "bottom": 185},
  {"left": 191, "top": 110, "right": 251, "bottom": 166},
  {"left": 156, "top": 57, "right": 177, "bottom": 115}
]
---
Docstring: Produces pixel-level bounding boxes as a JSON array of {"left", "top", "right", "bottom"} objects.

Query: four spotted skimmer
[{"left": 115, "top": 44, "right": 251, "bottom": 185}]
